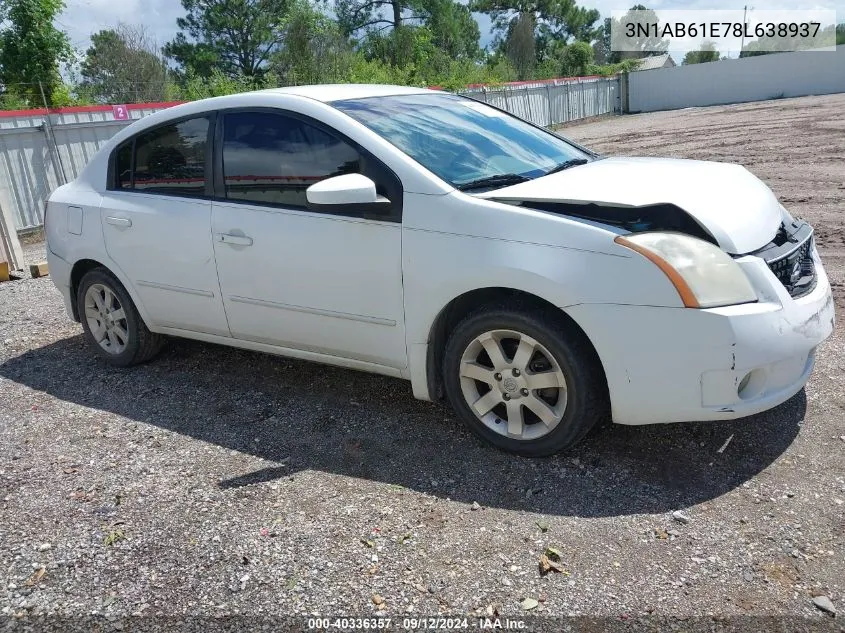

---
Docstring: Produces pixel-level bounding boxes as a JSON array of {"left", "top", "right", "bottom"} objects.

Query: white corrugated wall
[
  {"left": 628, "top": 47, "right": 845, "bottom": 113},
  {"left": 459, "top": 76, "right": 621, "bottom": 128},
  {"left": 0, "top": 105, "right": 175, "bottom": 231}
]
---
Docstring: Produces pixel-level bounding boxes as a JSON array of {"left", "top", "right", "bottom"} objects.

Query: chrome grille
[{"left": 766, "top": 235, "right": 815, "bottom": 298}]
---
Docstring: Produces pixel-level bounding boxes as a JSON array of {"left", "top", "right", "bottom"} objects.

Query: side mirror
[{"left": 306, "top": 173, "right": 391, "bottom": 216}]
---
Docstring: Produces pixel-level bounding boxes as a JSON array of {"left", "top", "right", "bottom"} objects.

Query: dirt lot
[{"left": 1, "top": 94, "right": 843, "bottom": 630}]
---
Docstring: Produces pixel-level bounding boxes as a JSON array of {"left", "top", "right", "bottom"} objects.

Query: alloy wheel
[
  {"left": 458, "top": 329, "right": 568, "bottom": 441},
  {"left": 83, "top": 283, "right": 129, "bottom": 355}
]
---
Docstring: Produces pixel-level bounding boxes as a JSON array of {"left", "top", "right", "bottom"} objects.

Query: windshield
[{"left": 332, "top": 93, "right": 592, "bottom": 190}]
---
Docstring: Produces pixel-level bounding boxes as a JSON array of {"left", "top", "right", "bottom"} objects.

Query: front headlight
[{"left": 615, "top": 232, "right": 757, "bottom": 308}]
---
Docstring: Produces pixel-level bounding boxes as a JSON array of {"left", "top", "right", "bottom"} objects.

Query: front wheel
[{"left": 443, "top": 306, "right": 606, "bottom": 456}]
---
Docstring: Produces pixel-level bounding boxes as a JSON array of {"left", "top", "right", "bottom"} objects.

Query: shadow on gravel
[{"left": 1, "top": 335, "right": 805, "bottom": 517}]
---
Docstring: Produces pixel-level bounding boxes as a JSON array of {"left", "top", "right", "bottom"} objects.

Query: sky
[{"left": 56, "top": 0, "right": 842, "bottom": 63}]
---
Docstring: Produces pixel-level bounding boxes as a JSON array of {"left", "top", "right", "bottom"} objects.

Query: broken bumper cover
[{"left": 566, "top": 247, "right": 834, "bottom": 425}]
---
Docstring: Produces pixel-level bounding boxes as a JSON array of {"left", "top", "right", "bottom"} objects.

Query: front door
[
  {"left": 101, "top": 114, "right": 229, "bottom": 336},
  {"left": 211, "top": 110, "right": 407, "bottom": 370}
]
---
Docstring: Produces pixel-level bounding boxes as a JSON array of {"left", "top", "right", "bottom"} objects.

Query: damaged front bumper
[{"left": 565, "top": 245, "right": 835, "bottom": 425}]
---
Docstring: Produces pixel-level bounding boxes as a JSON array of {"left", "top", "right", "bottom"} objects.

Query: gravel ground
[{"left": 1, "top": 95, "right": 844, "bottom": 631}]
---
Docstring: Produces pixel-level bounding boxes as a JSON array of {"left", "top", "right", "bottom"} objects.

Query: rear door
[{"left": 100, "top": 114, "right": 230, "bottom": 336}]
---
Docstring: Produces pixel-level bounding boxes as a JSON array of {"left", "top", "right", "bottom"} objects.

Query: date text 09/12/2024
[{"left": 306, "top": 617, "right": 527, "bottom": 630}]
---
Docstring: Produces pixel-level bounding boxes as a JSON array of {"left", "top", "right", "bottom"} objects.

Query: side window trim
[
  {"left": 212, "top": 113, "right": 225, "bottom": 200},
  {"left": 107, "top": 111, "right": 217, "bottom": 200},
  {"left": 129, "top": 138, "right": 135, "bottom": 189},
  {"left": 214, "top": 107, "right": 403, "bottom": 222},
  {"left": 204, "top": 112, "right": 217, "bottom": 199},
  {"left": 109, "top": 139, "right": 134, "bottom": 190}
]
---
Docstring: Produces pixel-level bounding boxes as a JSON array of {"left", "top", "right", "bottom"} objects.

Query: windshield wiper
[
  {"left": 456, "top": 173, "right": 531, "bottom": 192},
  {"left": 544, "top": 158, "right": 589, "bottom": 176}
]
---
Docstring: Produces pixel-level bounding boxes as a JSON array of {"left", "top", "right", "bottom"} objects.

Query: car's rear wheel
[
  {"left": 443, "top": 305, "right": 606, "bottom": 456},
  {"left": 77, "top": 268, "right": 165, "bottom": 367}
]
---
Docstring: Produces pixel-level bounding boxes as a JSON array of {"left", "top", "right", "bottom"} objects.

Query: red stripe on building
[{"left": 0, "top": 101, "right": 185, "bottom": 119}]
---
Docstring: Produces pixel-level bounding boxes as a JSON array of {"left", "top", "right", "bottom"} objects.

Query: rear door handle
[
  {"left": 216, "top": 233, "right": 253, "bottom": 247},
  {"left": 105, "top": 216, "right": 132, "bottom": 228}
]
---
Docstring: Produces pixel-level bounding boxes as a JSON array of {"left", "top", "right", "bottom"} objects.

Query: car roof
[
  {"left": 74, "top": 84, "right": 453, "bottom": 191},
  {"left": 96, "top": 84, "right": 443, "bottom": 152},
  {"left": 256, "top": 84, "right": 437, "bottom": 103}
]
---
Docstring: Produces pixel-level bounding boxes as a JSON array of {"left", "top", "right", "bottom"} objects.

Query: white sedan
[{"left": 45, "top": 85, "right": 835, "bottom": 456}]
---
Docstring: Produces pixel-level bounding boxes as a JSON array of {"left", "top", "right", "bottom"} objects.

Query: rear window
[{"left": 111, "top": 116, "right": 210, "bottom": 197}]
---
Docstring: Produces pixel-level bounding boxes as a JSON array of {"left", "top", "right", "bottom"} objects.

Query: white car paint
[
  {"left": 306, "top": 173, "right": 383, "bottom": 206},
  {"left": 101, "top": 191, "right": 230, "bottom": 336},
  {"left": 211, "top": 199, "right": 407, "bottom": 369},
  {"left": 45, "top": 85, "right": 834, "bottom": 429}
]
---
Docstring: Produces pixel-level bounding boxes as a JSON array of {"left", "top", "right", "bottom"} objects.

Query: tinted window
[
  {"left": 133, "top": 116, "right": 209, "bottom": 197},
  {"left": 222, "top": 112, "right": 360, "bottom": 208},
  {"left": 333, "top": 93, "right": 590, "bottom": 188}
]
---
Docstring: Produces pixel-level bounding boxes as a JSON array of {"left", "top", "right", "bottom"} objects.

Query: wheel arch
[
  {"left": 69, "top": 259, "right": 109, "bottom": 321},
  {"left": 423, "top": 286, "right": 608, "bottom": 403},
  {"left": 69, "top": 257, "right": 152, "bottom": 328}
]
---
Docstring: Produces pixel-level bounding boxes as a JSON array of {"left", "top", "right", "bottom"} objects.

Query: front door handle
[
  {"left": 105, "top": 216, "right": 132, "bottom": 228},
  {"left": 216, "top": 233, "right": 254, "bottom": 247}
]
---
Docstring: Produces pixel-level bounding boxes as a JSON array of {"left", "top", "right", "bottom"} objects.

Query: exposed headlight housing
[{"left": 615, "top": 232, "right": 757, "bottom": 308}]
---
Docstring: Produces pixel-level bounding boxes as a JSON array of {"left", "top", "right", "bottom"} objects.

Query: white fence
[
  {"left": 628, "top": 46, "right": 845, "bottom": 113},
  {"left": 0, "top": 104, "right": 170, "bottom": 231},
  {"left": 459, "top": 76, "right": 621, "bottom": 127}
]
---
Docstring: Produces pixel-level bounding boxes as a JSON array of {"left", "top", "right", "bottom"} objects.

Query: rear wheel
[
  {"left": 443, "top": 305, "right": 606, "bottom": 456},
  {"left": 77, "top": 268, "right": 165, "bottom": 367}
]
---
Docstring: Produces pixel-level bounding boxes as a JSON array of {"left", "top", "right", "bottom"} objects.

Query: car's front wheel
[
  {"left": 443, "top": 305, "right": 606, "bottom": 456},
  {"left": 77, "top": 268, "right": 165, "bottom": 367}
]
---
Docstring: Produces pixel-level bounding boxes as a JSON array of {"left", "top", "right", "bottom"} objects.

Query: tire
[
  {"left": 76, "top": 268, "right": 165, "bottom": 367},
  {"left": 442, "top": 304, "right": 607, "bottom": 457}
]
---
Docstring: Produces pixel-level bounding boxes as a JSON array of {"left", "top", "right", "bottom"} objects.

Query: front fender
[
  {"left": 402, "top": 229, "right": 683, "bottom": 350},
  {"left": 401, "top": 220, "right": 685, "bottom": 401}
]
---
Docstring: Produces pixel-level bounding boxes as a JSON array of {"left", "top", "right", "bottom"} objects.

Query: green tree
[
  {"left": 423, "top": 0, "right": 480, "bottom": 60},
  {"left": 683, "top": 41, "right": 719, "bottom": 65},
  {"left": 163, "top": 0, "right": 292, "bottom": 79},
  {"left": 81, "top": 24, "right": 171, "bottom": 104},
  {"left": 470, "top": 0, "right": 600, "bottom": 65},
  {"left": 506, "top": 11, "right": 535, "bottom": 78},
  {"left": 561, "top": 39, "right": 593, "bottom": 75},
  {"left": 0, "top": 0, "right": 72, "bottom": 106},
  {"left": 536, "top": 38, "right": 592, "bottom": 77},
  {"left": 335, "top": 0, "right": 480, "bottom": 66},
  {"left": 271, "top": 0, "right": 356, "bottom": 84},
  {"left": 606, "top": 5, "right": 668, "bottom": 63},
  {"left": 335, "top": 0, "right": 419, "bottom": 38},
  {"left": 180, "top": 68, "right": 272, "bottom": 100},
  {"left": 591, "top": 16, "right": 611, "bottom": 63}
]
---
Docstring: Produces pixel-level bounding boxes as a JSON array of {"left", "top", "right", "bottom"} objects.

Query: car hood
[{"left": 478, "top": 157, "right": 782, "bottom": 254}]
